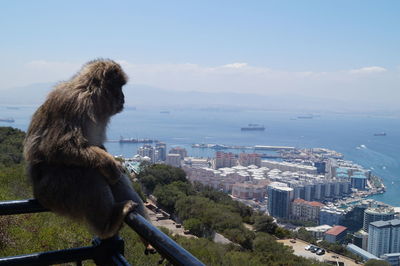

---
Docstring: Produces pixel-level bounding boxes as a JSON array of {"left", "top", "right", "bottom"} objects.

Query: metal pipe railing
[
  {"left": 0, "top": 199, "right": 205, "bottom": 266},
  {"left": 0, "top": 199, "right": 48, "bottom": 215},
  {"left": 124, "top": 212, "right": 204, "bottom": 266},
  {"left": 0, "top": 236, "right": 129, "bottom": 266}
]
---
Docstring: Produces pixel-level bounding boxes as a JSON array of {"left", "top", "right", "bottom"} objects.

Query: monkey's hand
[{"left": 99, "top": 160, "right": 124, "bottom": 185}]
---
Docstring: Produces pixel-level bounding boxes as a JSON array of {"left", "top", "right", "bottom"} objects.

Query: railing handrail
[{"left": 0, "top": 199, "right": 205, "bottom": 266}]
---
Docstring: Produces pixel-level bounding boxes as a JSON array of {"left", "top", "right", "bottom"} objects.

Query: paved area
[
  {"left": 145, "top": 203, "right": 197, "bottom": 238},
  {"left": 277, "top": 239, "right": 362, "bottom": 266}
]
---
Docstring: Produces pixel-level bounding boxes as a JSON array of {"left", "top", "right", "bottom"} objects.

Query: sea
[{"left": 2, "top": 105, "right": 399, "bottom": 206}]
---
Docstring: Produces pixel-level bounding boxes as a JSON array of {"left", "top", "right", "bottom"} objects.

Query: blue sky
[{"left": 1, "top": 0, "right": 399, "bottom": 110}]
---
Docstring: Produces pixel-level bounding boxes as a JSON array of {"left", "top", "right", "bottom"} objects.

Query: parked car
[
  {"left": 310, "top": 246, "right": 319, "bottom": 253},
  {"left": 304, "top": 245, "right": 311, "bottom": 251},
  {"left": 290, "top": 239, "right": 296, "bottom": 243},
  {"left": 316, "top": 249, "right": 325, "bottom": 255}
]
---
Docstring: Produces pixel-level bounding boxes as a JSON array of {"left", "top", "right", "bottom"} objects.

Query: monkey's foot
[{"left": 122, "top": 200, "right": 138, "bottom": 215}]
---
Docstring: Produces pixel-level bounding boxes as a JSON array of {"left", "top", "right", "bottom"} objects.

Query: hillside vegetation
[{"left": 0, "top": 126, "right": 327, "bottom": 265}]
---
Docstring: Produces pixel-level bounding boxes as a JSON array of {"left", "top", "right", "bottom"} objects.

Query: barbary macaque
[{"left": 24, "top": 59, "right": 151, "bottom": 241}]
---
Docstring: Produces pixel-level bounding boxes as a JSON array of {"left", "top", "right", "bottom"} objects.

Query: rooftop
[
  {"left": 351, "top": 175, "right": 367, "bottom": 179},
  {"left": 305, "top": 224, "right": 332, "bottom": 232},
  {"left": 325, "top": 225, "right": 347, "bottom": 236},
  {"left": 370, "top": 219, "right": 400, "bottom": 228},
  {"left": 346, "top": 244, "right": 379, "bottom": 260},
  {"left": 293, "top": 198, "right": 324, "bottom": 207},
  {"left": 365, "top": 206, "right": 395, "bottom": 215}
]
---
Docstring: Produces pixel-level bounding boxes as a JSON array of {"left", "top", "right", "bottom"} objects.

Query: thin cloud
[
  {"left": 349, "top": 66, "right": 387, "bottom": 74},
  {"left": 222, "top": 63, "right": 248, "bottom": 69}
]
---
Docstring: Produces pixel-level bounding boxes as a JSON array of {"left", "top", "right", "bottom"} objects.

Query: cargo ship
[
  {"left": 119, "top": 137, "right": 156, "bottom": 143},
  {"left": 373, "top": 132, "right": 387, "bottom": 136},
  {"left": 0, "top": 118, "right": 15, "bottom": 123},
  {"left": 297, "top": 114, "right": 313, "bottom": 119},
  {"left": 241, "top": 124, "right": 265, "bottom": 131}
]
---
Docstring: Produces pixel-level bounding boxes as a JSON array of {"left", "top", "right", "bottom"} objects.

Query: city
[{"left": 121, "top": 141, "right": 399, "bottom": 265}]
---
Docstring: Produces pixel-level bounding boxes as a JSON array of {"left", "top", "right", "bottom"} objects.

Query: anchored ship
[
  {"left": 0, "top": 118, "right": 15, "bottom": 123},
  {"left": 119, "top": 137, "right": 156, "bottom": 143},
  {"left": 241, "top": 124, "right": 265, "bottom": 131}
]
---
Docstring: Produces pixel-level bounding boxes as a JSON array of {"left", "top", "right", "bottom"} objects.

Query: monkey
[{"left": 23, "top": 59, "right": 152, "bottom": 242}]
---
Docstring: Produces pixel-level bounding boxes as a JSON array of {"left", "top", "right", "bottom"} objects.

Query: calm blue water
[{"left": 2, "top": 106, "right": 399, "bottom": 206}]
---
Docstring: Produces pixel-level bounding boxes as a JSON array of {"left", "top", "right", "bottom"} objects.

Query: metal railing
[{"left": 0, "top": 199, "right": 205, "bottom": 266}]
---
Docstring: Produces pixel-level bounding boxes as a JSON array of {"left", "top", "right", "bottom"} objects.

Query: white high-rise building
[
  {"left": 368, "top": 219, "right": 400, "bottom": 257},
  {"left": 155, "top": 142, "right": 167, "bottom": 162},
  {"left": 137, "top": 144, "right": 155, "bottom": 163}
]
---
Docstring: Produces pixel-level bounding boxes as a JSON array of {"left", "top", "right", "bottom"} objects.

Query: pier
[{"left": 192, "top": 143, "right": 294, "bottom": 152}]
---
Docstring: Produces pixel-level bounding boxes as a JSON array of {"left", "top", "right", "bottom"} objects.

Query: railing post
[
  {"left": 92, "top": 236, "right": 128, "bottom": 266},
  {"left": 124, "top": 212, "right": 205, "bottom": 266}
]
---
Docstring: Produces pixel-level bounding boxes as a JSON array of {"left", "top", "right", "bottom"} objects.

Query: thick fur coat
[{"left": 24, "top": 59, "right": 149, "bottom": 238}]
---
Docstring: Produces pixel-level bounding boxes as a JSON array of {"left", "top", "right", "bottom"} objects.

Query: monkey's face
[
  {"left": 111, "top": 85, "right": 125, "bottom": 114},
  {"left": 79, "top": 59, "right": 128, "bottom": 116},
  {"left": 100, "top": 62, "right": 127, "bottom": 114}
]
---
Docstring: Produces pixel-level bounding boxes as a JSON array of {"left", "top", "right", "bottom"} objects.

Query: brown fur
[{"left": 24, "top": 59, "right": 150, "bottom": 239}]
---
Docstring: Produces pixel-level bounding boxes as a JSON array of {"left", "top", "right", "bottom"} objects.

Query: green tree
[
  {"left": 365, "top": 259, "right": 390, "bottom": 266},
  {"left": 153, "top": 183, "right": 186, "bottom": 213},
  {"left": 294, "top": 227, "right": 317, "bottom": 244},
  {"left": 137, "top": 164, "right": 187, "bottom": 193},
  {"left": 183, "top": 218, "right": 205, "bottom": 237},
  {"left": 253, "top": 215, "right": 277, "bottom": 234},
  {"left": 274, "top": 226, "right": 292, "bottom": 239}
]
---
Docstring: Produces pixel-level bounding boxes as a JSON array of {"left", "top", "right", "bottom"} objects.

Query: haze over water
[{"left": 3, "top": 105, "right": 399, "bottom": 206}]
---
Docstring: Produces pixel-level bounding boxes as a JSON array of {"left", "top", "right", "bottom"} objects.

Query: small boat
[{"left": 373, "top": 132, "right": 386, "bottom": 136}]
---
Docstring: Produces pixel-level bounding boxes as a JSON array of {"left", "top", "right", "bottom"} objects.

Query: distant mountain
[
  {"left": 0, "top": 83, "right": 396, "bottom": 114},
  {"left": 0, "top": 83, "right": 54, "bottom": 105},
  {"left": 123, "top": 84, "right": 356, "bottom": 112}
]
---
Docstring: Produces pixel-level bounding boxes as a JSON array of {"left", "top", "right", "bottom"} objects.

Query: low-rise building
[
  {"left": 319, "top": 206, "right": 346, "bottom": 226},
  {"left": 262, "top": 160, "right": 317, "bottom": 175},
  {"left": 166, "top": 153, "right": 181, "bottom": 168},
  {"left": 232, "top": 183, "right": 266, "bottom": 201},
  {"left": 169, "top": 147, "right": 188, "bottom": 160},
  {"left": 291, "top": 198, "right": 324, "bottom": 223},
  {"left": 381, "top": 253, "right": 400, "bottom": 266},
  {"left": 346, "top": 243, "right": 379, "bottom": 262},
  {"left": 305, "top": 224, "right": 332, "bottom": 239},
  {"left": 324, "top": 225, "right": 348, "bottom": 243},
  {"left": 182, "top": 157, "right": 211, "bottom": 168}
]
